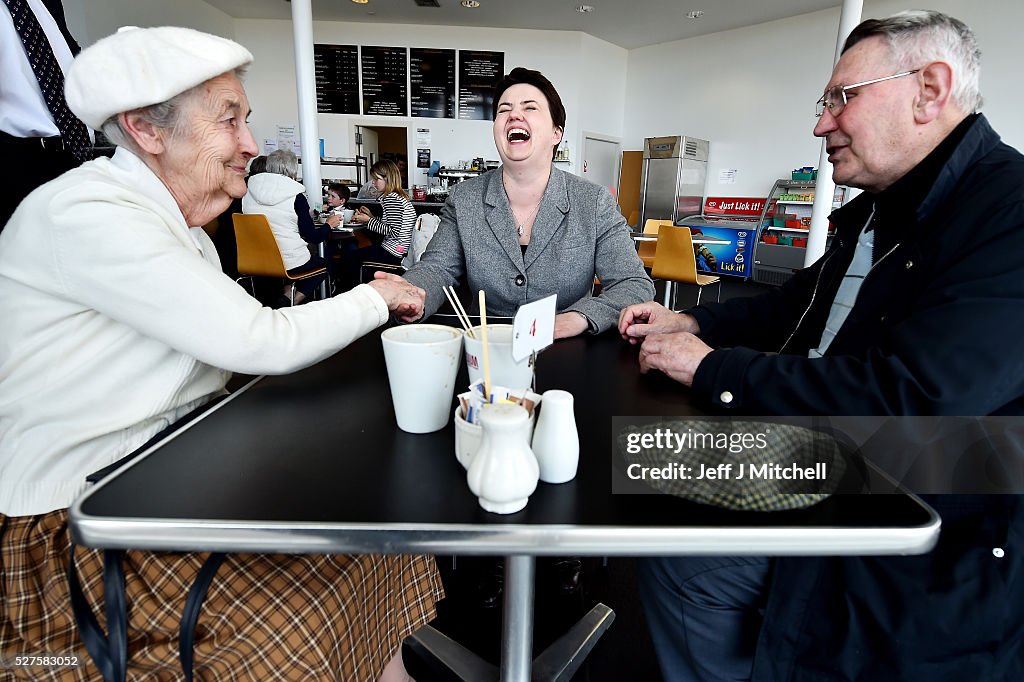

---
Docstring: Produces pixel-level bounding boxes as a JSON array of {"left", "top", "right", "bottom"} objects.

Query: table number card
[{"left": 512, "top": 295, "right": 556, "bottom": 362}]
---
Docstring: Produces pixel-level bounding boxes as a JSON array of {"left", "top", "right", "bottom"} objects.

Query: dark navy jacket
[
  {"left": 690, "top": 114, "right": 1024, "bottom": 416},
  {"left": 689, "top": 115, "right": 1024, "bottom": 680}
]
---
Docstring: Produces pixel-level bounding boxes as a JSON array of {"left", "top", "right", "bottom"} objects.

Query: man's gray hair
[
  {"left": 99, "top": 66, "right": 248, "bottom": 151},
  {"left": 265, "top": 149, "right": 299, "bottom": 180},
  {"left": 843, "top": 10, "right": 982, "bottom": 113}
]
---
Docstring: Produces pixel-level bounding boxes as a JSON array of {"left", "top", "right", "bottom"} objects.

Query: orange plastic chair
[
  {"left": 650, "top": 225, "right": 721, "bottom": 310},
  {"left": 637, "top": 219, "right": 673, "bottom": 269},
  {"left": 232, "top": 213, "right": 327, "bottom": 305}
]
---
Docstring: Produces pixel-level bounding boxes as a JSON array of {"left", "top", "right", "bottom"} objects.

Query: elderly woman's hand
[{"left": 368, "top": 271, "right": 425, "bottom": 323}]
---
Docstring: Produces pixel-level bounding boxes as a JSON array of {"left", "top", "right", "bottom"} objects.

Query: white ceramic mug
[
  {"left": 341, "top": 208, "right": 355, "bottom": 224},
  {"left": 464, "top": 324, "right": 533, "bottom": 392},
  {"left": 381, "top": 325, "right": 464, "bottom": 433}
]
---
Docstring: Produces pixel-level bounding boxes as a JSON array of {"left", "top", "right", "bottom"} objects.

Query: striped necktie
[{"left": 4, "top": 0, "right": 91, "bottom": 161}]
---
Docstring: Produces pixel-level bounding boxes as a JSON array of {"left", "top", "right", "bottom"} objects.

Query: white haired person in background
[
  {"left": 0, "top": 26, "right": 437, "bottom": 681},
  {"left": 242, "top": 148, "right": 331, "bottom": 304}
]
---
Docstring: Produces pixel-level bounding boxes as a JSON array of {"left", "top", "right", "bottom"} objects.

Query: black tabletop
[{"left": 71, "top": 324, "right": 938, "bottom": 556}]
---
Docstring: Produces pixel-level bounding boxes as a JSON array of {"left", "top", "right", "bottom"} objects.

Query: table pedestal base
[{"left": 403, "top": 555, "right": 615, "bottom": 682}]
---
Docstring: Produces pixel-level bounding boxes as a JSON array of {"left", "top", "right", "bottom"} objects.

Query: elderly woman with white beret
[{"left": 0, "top": 27, "right": 438, "bottom": 681}]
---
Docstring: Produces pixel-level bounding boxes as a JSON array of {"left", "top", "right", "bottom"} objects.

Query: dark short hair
[
  {"left": 492, "top": 67, "right": 566, "bottom": 160},
  {"left": 327, "top": 182, "right": 350, "bottom": 200},
  {"left": 248, "top": 155, "right": 267, "bottom": 176}
]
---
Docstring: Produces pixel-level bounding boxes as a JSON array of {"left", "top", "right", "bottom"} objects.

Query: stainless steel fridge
[{"left": 640, "top": 135, "right": 710, "bottom": 226}]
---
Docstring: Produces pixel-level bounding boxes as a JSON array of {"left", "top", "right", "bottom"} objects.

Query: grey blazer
[{"left": 404, "top": 166, "right": 654, "bottom": 333}]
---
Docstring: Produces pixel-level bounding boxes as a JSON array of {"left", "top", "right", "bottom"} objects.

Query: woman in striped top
[{"left": 351, "top": 159, "right": 416, "bottom": 268}]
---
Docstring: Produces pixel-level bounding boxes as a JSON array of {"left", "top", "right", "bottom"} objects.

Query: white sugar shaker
[
  {"left": 466, "top": 404, "right": 539, "bottom": 514},
  {"left": 531, "top": 389, "right": 579, "bottom": 484}
]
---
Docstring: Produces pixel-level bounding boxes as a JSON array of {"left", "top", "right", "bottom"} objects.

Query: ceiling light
[
  {"left": 461, "top": 0, "right": 480, "bottom": 8},
  {"left": 576, "top": 4, "right": 594, "bottom": 12},
  {"left": 686, "top": 10, "right": 705, "bottom": 19},
  {"left": 351, "top": 0, "right": 369, "bottom": 5}
]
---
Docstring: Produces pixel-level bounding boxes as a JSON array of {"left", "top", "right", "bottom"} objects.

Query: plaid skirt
[{"left": 0, "top": 510, "right": 443, "bottom": 681}]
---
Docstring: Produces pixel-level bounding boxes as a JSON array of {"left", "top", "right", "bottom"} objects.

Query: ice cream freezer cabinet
[{"left": 676, "top": 217, "right": 758, "bottom": 279}]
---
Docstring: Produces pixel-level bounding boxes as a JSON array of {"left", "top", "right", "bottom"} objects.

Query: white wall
[
  {"left": 234, "top": 19, "right": 629, "bottom": 187},
  {"left": 64, "top": 0, "right": 235, "bottom": 46},
  {"left": 577, "top": 34, "right": 629, "bottom": 156},
  {"left": 65, "top": 0, "right": 1024, "bottom": 199},
  {"left": 623, "top": 0, "right": 1024, "bottom": 198}
]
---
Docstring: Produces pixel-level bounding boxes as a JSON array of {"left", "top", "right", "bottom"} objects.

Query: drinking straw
[
  {"left": 479, "top": 289, "right": 491, "bottom": 400},
  {"left": 449, "top": 286, "right": 476, "bottom": 339},
  {"left": 443, "top": 286, "right": 474, "bottom": 337}
]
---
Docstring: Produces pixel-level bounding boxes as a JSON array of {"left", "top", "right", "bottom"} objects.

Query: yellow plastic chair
[
  {"left": 637, "top": 219, "right": 673, "bottom": 269},
  {"left": 232, "top": 213, "right": 327, "bottom": 305},
  {"left": 650, "top": 225, "right": 721, "bottom": 310}
]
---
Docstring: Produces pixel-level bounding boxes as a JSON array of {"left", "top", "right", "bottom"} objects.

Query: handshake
[{"left": 368, "top": 271, "right": 426, "bottom": 322}]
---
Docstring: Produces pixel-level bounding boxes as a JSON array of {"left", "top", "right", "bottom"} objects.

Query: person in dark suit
[{"left": 0, "top": 0, "right": 91, "bottom": 230}]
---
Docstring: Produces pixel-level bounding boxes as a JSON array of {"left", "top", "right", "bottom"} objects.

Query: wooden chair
[
  {"left": 232, "top": 213, "right": 327, "bottom": 306},
  {"left": 637, "top": 219, "right": 673, "bottom": 269},
  {"left": 650, "top": 225, "right": 721, "bottom": 310}
]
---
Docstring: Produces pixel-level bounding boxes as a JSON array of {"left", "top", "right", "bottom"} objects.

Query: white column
[
  {"left": 290, "top": 0, "right": 322, "bottom": 210},
  {"left": 805, "top": 0, "right": 863, "bottom": 266}
]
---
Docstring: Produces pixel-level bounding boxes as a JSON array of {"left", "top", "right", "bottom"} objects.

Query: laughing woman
[{"left": 398, "top": 67, "right": 653, "bottom": 338}]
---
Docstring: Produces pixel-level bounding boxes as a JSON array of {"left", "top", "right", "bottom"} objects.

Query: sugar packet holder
[{"left": 458, "top": 381, "right": 541, "bottom": 425}]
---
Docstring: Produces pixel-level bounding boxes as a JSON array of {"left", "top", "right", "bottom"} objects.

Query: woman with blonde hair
[{"left": 350, "top": 159, "right": 416, "bottom": 277}]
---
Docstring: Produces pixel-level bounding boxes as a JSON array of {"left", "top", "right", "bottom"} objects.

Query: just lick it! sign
[{"left": 704, "top": 197, "right": 766, "bottom": 217}]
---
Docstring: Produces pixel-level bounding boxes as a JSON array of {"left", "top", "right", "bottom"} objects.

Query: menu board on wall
[
  {"left": 314, "top": 44, "right": 360, "bottom": 115},
  {"left": 458, "top": 50, "right": 504, "bottom": 121},
  {"left": 361, "top": 46, "right": 408, "bottom": 117},
  {"left": 410, "top": 48, "right": 455, "bottom": 119}
]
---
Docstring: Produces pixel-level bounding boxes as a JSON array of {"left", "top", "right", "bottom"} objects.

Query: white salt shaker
[
  {"left": 466, "top": 404, "right": 539, "bottom": 514},
  {"left": 531, "top": 389, "right": 579, "bottom": 484}
]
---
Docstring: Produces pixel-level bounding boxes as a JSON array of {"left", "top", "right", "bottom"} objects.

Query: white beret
[{"left": 66, "top": 26, "right": 253, "bottom": 129}]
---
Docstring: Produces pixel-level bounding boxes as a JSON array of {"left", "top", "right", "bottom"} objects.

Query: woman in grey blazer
[{"left": 400, "top": 67, "right": 653, "bottom": 338}]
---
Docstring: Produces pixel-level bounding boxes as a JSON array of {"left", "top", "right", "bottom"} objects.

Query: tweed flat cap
[{"left": 65, "top": 26, "right": 253, "bottom": 129}]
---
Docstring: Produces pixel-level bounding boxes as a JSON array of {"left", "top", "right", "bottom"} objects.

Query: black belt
[{"left": 0, "top": 130, "right": 67, "bottom": 152}]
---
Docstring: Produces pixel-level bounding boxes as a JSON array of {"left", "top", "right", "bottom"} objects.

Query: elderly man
[
  {"left": 621, "top": 11, "right": 1024, "bottom": 681},
  {"left": 0, "top": 27, "right": 438, "bottom": 681}
]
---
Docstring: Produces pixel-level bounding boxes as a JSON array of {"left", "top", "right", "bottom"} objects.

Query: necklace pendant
[{"left": 517, "top": 224, "right": 524, "bottom": 237}]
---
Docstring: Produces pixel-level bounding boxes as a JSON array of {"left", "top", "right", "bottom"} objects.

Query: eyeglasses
[{"left": 815, "top": 69, "right": 920, "bottom": 118}]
